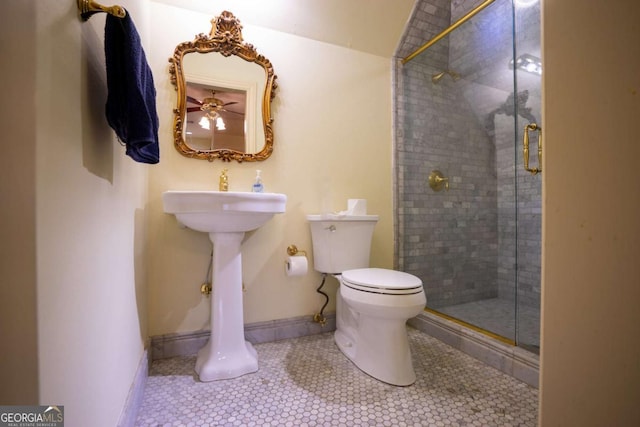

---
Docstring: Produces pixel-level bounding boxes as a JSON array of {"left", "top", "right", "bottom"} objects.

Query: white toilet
[{"left": 307, "top": 212, "right": 426, "bottom": 386}]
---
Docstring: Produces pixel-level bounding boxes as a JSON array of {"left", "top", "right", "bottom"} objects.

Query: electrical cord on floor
[{"left": 313, "top": 273, "right": 329, "bottom": 326}]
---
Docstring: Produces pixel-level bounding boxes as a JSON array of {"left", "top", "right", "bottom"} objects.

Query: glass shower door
[
  {"left": 397, "top": 0, "right": 520, "bottom": 343},
  {"left": 397, "top": 0, "right": 542, "bottom": 352},
  {"left": 514, "top": 0, "right": 542, "bottom": 352}
]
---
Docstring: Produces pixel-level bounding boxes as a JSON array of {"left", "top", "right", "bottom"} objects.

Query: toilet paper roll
[{"left": 285, "top": 255, "right": 308, "bottom": 277}]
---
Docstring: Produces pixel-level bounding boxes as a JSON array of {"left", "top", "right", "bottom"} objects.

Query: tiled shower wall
[{"left": 395, "top": 0, "right": 541, "bottom": 310}]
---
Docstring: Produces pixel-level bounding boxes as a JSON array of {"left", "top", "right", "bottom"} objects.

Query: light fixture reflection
[
  {"left": 509, "top": 53, "right": 542, "bottom": 76},
  {"left": 215, "top": 117, "right": 226, "bottom": 131},
  {"left": 515, "top": 0, "right": 538, "bottom": 7},
  {"left": 198, "top": 116, "right": 210, "bottom": 130}
]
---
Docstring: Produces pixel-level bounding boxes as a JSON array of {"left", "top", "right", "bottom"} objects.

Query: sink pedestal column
[{"left": 195, "top": 231, "right": 258, "bottom": 381}]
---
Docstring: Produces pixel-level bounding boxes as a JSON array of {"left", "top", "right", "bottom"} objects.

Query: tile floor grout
[{"left": 135, "top": 328, "right": 538, "bottom": 426}]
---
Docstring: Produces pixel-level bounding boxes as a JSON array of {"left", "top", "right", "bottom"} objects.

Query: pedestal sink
[{"left": 162, "top": 190, "right": 287, "bottom": 381}]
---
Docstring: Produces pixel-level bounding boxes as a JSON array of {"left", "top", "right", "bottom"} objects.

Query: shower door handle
[{"left": 523, "top": 123, "right": 542, "bottom": 175}]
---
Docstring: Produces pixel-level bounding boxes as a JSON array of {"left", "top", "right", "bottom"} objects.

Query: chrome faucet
[{"left": 219, "top": 169, "right": 229, "bottom": 192}]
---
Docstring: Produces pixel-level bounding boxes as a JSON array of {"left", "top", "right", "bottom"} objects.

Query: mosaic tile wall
[{"left": 395, "top": 0, "right": 541, "bottom": 311}]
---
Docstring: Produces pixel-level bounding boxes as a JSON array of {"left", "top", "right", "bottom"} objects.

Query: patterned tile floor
[{"left": 135, "top": 328, "right": 538, "bottom": 426}]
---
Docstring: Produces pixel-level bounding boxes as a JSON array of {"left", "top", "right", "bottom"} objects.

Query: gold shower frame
[{"left": 402, "top": 0, "right": 496, "bottom": 64}]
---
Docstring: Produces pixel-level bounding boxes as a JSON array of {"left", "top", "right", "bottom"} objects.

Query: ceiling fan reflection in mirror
[
  {"left": 185, "top": 84, "right": 247, "bottom": 151},
  {"left": 187, "top": 91, "right": 243, "bottom": 119},
  {"left": 187, "top": 92, "right": 237, "bottom": 131}
]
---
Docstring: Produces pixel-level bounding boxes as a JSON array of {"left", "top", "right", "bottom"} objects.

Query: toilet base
[{"left": 335, "top": 317, "right": 417, "bottom": 386}]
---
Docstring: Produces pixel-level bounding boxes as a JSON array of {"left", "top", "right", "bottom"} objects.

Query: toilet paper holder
[
  {"left": 286, "top": 245, "right": 328, "bottom": 326},
  {"left": 286, "top": 245, "right": 307, "bottom": 257}
]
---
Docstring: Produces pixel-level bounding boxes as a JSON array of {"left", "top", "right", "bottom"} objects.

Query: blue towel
[{"left": 104, "top": 10, "right": 160, "bottom": 164}]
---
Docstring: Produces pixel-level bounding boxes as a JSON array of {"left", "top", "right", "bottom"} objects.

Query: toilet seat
[{"left": 341, "top": 268, "right": 423, "bottom": 295}]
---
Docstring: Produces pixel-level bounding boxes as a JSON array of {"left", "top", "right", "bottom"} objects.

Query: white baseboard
[
  {"left": 117, "top": 348, "right": 149, "bottom": 427},
  {"left": 150, "top": 314, "right": 337, "bottom": 360}
]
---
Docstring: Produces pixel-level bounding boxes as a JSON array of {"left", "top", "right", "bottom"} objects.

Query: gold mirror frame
[{"left": 168, "top": 11, "right": 277, "bottom": 162}]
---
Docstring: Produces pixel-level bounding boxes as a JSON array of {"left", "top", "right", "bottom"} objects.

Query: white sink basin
[
  {"left": 162, "top": 190, "right": 287, "bottom": 233},
  {"left": 162, "top": 190, "right": 287, "bottom": 382}
]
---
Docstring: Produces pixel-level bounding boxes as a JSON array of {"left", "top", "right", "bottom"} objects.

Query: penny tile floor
[{"left": 135, "top": 328, "right": 537, "bottom": 426}]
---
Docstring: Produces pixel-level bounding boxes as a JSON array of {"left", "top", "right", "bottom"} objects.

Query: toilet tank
[{"left": 306, "top": 214, "right": 379, "bottom": 274}]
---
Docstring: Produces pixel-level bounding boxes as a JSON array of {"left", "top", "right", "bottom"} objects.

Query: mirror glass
[
  {"left": 169, "top": 11, "right": 277, "bottom": 162},
  {"left": 185, "top": 83, "right": 248, "bottom": 152}
]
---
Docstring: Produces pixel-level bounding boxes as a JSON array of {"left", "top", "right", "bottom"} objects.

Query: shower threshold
[
  {"left": 423, "top": 307, "right": 516, "bottom": 346},
  {"left": 430, "top": 297, "right": 541, "bottom": 354},
  {"left": 409, "top": 308, "right": 540, "bottom": 388}
]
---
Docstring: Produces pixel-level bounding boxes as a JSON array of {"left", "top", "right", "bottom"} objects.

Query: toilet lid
[{"left": 341, "top": 268, "right": 423, "bottom": 295}]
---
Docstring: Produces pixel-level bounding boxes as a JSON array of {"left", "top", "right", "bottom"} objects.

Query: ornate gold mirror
[{"left": 169, "top": 11, "right": 277, "bottom": 162}]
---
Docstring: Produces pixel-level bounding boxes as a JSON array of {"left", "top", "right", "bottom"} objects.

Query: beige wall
[
  {"left": 540, "top": 0, "right": 640, "bottom": 425},
  {"left": 154, "top": 0, "right": 413, "bottom": 58},
  {"left": 146, "top": 2, "right": 397, "bottom": 335},
  {"left": 0, "top": 0, "right": 39, "bottom": 404},
  {"left": 35, "top": 1, "right": 149, "bottom": 426},
  {"left": 8, "top": 1, "right": 150, "bottom": 425}
]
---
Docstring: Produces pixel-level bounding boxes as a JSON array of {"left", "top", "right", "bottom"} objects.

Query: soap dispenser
[{"left": 252, "top": 170, "right": 264, "bottom": 193}]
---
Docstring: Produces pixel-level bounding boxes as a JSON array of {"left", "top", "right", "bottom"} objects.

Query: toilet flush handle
[{"left": 325, "top": 225, "right": 336, "bottom": 232}]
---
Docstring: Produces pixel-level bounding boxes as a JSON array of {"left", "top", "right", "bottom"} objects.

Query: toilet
[{"left": 307, "top": 211, "right": 426, "bottom": 386}]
